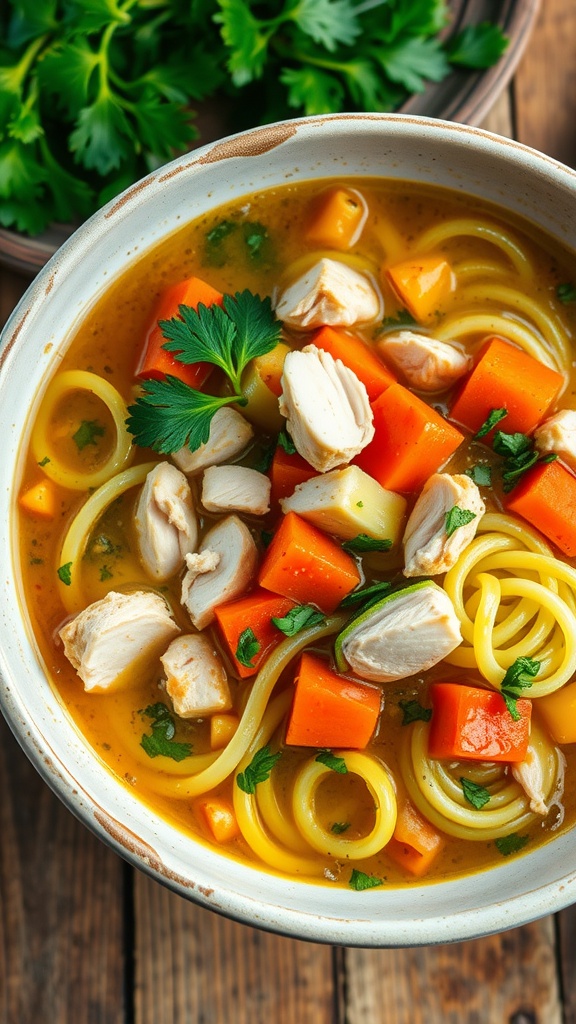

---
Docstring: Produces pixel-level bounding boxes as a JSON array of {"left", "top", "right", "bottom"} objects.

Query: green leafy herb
[
  {"left": 380, "top": 308, "right": 417, "bottom": 330},
  {"left": 398, "top": 699, "right": 432, "bottom": 726},
  {"left": 72, "top": 419, "right": 105, "bottom": 451},
  {"left": 253, "top": 439, "right": 276, "bottom": 474},
  {"left": 556, "top": 283, "right": 576, "bottom": 304},
  {"left": 446, "top": 22, "right": 508, "bottom": 69},
  {"left": 90, "top": 534, "right": 120, "bottom": 557},
  {"left": 356, "top": 500, "right": 364, "bottom": 508},
  {"left": 261, "top": 529, "right": 274, "bottom": 548},
  {"left": 500, "top": 656, "right": 540, "bottom": 720},
  {"left": 474, "top": 407, "right": 508, "bottom": 439},
  {"left": 140, "top": 703, "right": 193, "bottom": 762},
  {"left": 236, "top": 744, "right": 282, "bottom": 794},
  {"left": 235, "top": 627, "right": 261, "bottom": 668},
  {"left": 204, "top": 220, "right": 236, "bottom": 265},
  {"left": 331, "top": 821, "right": 350, "bottom": 834},
  {"left": 349, "top": 868, "right": 382, "bottom": 891},
  {"left": 271, "top": 604, "right": 325, "bottom": 637},
  {"left": 126, "top": 292, "right": 280, "bottom": 453},
  {"left": 342, "top": 534, "right": 392, "bottom": 554},
  {"left": 464, "top": 464, "right": 492, "bottom": 487},
  {"left": 277, "top": 429, "right": 297, "bottom": 455},
  {"left": 340, "top": 580, "right": 392, "bottom": 609},
  {"left": 37, "top": 455, "right": 50, "bottom": 467},
  {"left": 445, "top": 506, "right": 477, "bottom": 537},
  {"left": 460, "top": 777, "right": 491, "bottom": 809},
  {"left": 315, "top": 749, "right": 348, "bottom": 774},
  {"left": 495, "top": 833, "right": 530, "bottom": 857},
  {"left": 99, "top": 564, "right": 113, "bottom": 582},
  {"left": 57, "top": 561, "right": 72, "bottom": 586},
  {"left": 492, "top": 430, "right": 545, "bottom": 493}
]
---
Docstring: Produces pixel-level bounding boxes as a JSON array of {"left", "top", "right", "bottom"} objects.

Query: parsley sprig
[
  {"left": 236, "top": 745, "right": 282, "bottom": 794},
  {"left": 139, "top": 703, "right": 193, "bottom": 762},
  {"left": 500, "top": 656, "right": 540, "bottom": 720},
  {"left": 126, "top": 292, "right": 280, "bottom": 453}
]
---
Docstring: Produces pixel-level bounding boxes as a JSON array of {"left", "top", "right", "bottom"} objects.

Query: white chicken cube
[
  {"left": 402, "top": 473, "right": 485, "bottom": 578},
  {"left": 274, "top": 258, "right": 383, "bottom": 329},
  {"left": 134, "top": 462, "right": 198, "bottom": 581},
  {"left": 161, "top": 634, "right": 232, "bottom": 718},
  {"left": 171, "top": 407, "right": 254, "bottom": 476},
  {"left": 378, "top": 331, "right": 471, "bottom": 392},
  {"left": 201, "top": 465, "right": 271, "bottom": 516},
  {"left": 181, "top": 515, "right": 258, "bottom": 630},
  {"left": 534, "top": 409, "right": 576, "bottom": 471}
]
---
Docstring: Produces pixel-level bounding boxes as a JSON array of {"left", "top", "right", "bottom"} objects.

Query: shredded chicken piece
[
  {"left": 378, "top": 331, "right": 471, "bottom": 391},
  {"left": 201, "top": 465, "right": 271, "bottom": 516},
  {"left": 279, "top": 344, "right": 374, "bottom": 472},
  {"left": 338, "top": 581, "right": 462, "bottom": 683},
  {"left": 134, "top": 462, "right": 198, "bottom": 581},
  {"left": 403, "top": 473, "right": 485, "bottom": 578},
  {"left": 274, "top": 257, "right": 383, "bottom": 329},
  {"left": 181, "top": 515, "right": 258, "bottom": 630},
  {"left": 534, "top": 409, "right": 576, "bottom": 471},
  {"left": 181, "top": 551, "right": 220, "bottom": 605},
  {"left": 161, "top": 634, "right": 232, "bottom": 718},
  {"left": 171, "top": 407, "right": 254, "bottom": 476},
  {"left": 511, "top": 746, "right": 550, "bottom": 816},
  {"left": 59, "top": 590, "right": 179, "bottom": 693}
]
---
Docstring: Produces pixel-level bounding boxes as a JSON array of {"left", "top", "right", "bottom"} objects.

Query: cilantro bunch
[{"left": 1, "top": 0, "right": 508, "bottom": 237}]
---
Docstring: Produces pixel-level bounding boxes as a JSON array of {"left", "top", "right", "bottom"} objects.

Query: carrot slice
[
  {"left": 428, "top": 682, "right": 531, "bottom": 763},
  {"left": 19, "top": 480, "right": 57, "bottom": 519},
  {"left": 386, "top": 799, "right": 445, "bottom": 877},
  {"left": 214, "top": 587, "right": 296, "bottom": 679},
  {"left": 135, "top": 275, "right": 223, "bottom": 389},
  {"left": 450, "top": 337, "right": 563, "bottom": 436},
  {"left": 196, "top": 797, "right": 240, "bottom": 843},
  {"left": 285, "top": 652, "right": 381, "bottom": 748},
  {"left": 311, "top": 325, "right": 396, "bottom": 401},
  {"left": 269, "top": 446, "right": 317, "bottom": 505},
  {"left": 305, "top": 187, "right": 367, "bottom": 249},
  {"left": 258, "top": 511, "right": 361, "bottom": 613},
  {"left": 354, "top": 382, "right": 464, "bottom": 493},
  {"left": 506, "top": 459, "right": 576, "bottom": 557},
  {"left": 386, "top": 255, "right": 454, "bottom": 321}
]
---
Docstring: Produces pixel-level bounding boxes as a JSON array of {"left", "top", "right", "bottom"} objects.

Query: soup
[{"left": 17, "top": 178, "right": 576, "bottom": 890}]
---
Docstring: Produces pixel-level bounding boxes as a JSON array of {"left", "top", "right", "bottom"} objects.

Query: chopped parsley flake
[
  {"left": 99, "top": 564, "right": 113, "bottom": 582},
  {"left": 331, "top": 822, "right": 351, "bottom": 834},
  {"left": 140, "top": 703, "right": 193, "bottom": 762},
  {"left": 277, "top": 429, "right": 297, "bottom": 455},
  {"left": 495, "top": 833, "right": 530, "bottom": 857},
  {"left": 460, "top": 777, "right": 491, "bottom": 809},
  {"left": 474, "top": 407, "right": 508, "bottom": 439},
  {"left": 38, "top": 456, "right": 50, "bottom": 467},
  {"left": 315, "top": 749, "right": 348, "bottom": 774},
  {"left": 399, "top": 699, "right": 432, "bottom": 725},
  {"left": 236, "top": 745, "right": 282, "bottom": 794},
  {"left": 349, "top": 869, "right": 382, "bottom": 891},
  {"left": 445, "top": 506, "right": 477, "bottom": 537},
  {"left": 236, "top": 627, "right": 261, "bottom": 668},
  {"left": 57, "top": 562, "right": 73, "bottom": 586},
  {"left": 500, "top": 657, "right": 540, "bottom": 720},
  {"left": 464, "top": 464, "right": 492, "bottom": 487},
  {"left": 342, "top": 534, "right": 392, "bottom": 554},
  {"left": 271, "top": 605, "right": 325, "bottom": 637},
  {"left": 73, "top": 419, "right": 105, "bottom": 450},
  {"left": 556, "top": 283, "right": 576, "bottom": 304}
]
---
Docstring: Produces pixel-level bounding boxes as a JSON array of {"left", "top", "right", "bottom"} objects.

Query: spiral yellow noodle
[
  {"left": 435, "top": 312, "right": 563, "bottom": 373},
  {"left": 32, "top": 370, "right": 133, "bottom": 490},
  {"left": 291, "top": 751, "right": 397, "bottom": 859},
  {"left": 413, "top": 218, "right": 533, "bottom": 279},
  {"left": 57, "top": 462, "right": 157, "bottom": 614},
  {"left": 443, "top": 513, "right": 576, "bottom": 696},
  {"left": 255, "top": 773, "right": 312, "bottom": 855},
  {"left": 400, "top": 719, "right": 563, "bottom": 840}
]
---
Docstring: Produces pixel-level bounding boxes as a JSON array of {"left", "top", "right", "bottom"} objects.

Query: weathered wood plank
[
  {"left": 133, "top": 873, "right": 336, "bottom": 1024},
  {"left": 480, "top": 87, "right": 514, "bottom": 139}
]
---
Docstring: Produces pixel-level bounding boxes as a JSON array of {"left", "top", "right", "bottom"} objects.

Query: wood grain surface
[{"left": 1, "top": 2, "right": 575, "bottom": 1021}]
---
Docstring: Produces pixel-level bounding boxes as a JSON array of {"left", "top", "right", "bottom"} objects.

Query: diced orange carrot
[
  {"left": 269, "top": 446, "right": 317, "bottom": 506},
  {"left": 311, "top": 325, "right": 396, "bottom": 401},
  {"left": 214, "top": 588, "right": 296, "bottom": 678},
  {"left": 285, "top": 652, "right": 381, "bottom": 748},
  {"left": 354, "top": 382, "right": 464, "bottom": 493},
  {"left": 135, "top": 275, "right": 223, "bottom": 389},
  {"left": 506, "top": 459, "right": 576, "bottom": 557},
  {"left": 197, "top": 797, "right": 240, "bottom": 843},
  {"left": 450, "top": 337, "right": 564, "bottom": 436},
  {"left": 210, "top": 713, "right": 240, "bottom": 750},
  {"left": 386, "top": 799, "right": 445, "bottom": 877},
  {"left": 305, "top": 187, "right": 367, "bottom": 249},
  {"left": 19, "top": 480, "right": 57, "bottom": 519},
  {"left": 428, "top": 682, "right": 531, "bottom": 763},
  {"left": 258, "top": 512, "right": 361, "bottom": 613},
  {"left": 385, "top": 255, "right": 454, "bottom": 321},
  {"left": 538, "top": 682, "right": 576, "bottom": 744}
]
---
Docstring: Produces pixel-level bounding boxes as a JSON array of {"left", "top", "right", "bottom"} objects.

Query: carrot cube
[
  {"left": 386, "top": 799, "right": 445, "bottom": 877},
  {"left": 311, "top": 325, "right": 396, "bottom": 401},
  {"left": 428, "top": 682, "right": 531, "bottom": 763},
  {"left": 506, "top": 459, "right": 576, "bottom": 557},
  {"left": 386, "top": 255, "right": 454, "bottom": 321},
  {"left": 538, "top": 681, "right": 576, "bottom": 744},
  {"left": 450, "top": 337, "right": 563, "bottom": 436},
  {"left": 210, "top": 714, "right": 239, "bottom": 750},
  {"left": 285, "top": 652, "right": 381, "bottom": 748},
  {"left": 214, "top": 587, "right": 296, "bottom": 678},
  {"left": 306, "top": 187, "right": 367, "bottom": 249},
  {"left": 269, "top": 446, "right": 317, "bottom": 505},
  {"left": 197, "top": 797, "right": 240, "bottom": 843},
  {"left": 19, "top": 480, "right": 57, "bottom": 519}
]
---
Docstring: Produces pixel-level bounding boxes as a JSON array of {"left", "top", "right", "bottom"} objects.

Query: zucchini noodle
[
  {"left": 443, "top": 514, "right": 576, "bottom": 695},
  {"left": 413, "top": 219, "right": 533, "bottom": 279},
  {"left": 400, "top": 719, "right": 563, "bottom": 841},
  {"left": 31, "top": 370, "right": 133, "bottom": 490},
  {"left": 57, "top": 462, "right": 157, "bottom": 614},
  {"left": 291, "top": 751, "right": 397, "bottom": 859}
]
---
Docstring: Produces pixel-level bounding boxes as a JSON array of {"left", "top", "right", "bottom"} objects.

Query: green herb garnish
[
  {"left": 140, "top": 703, "right": 193, "bottom": 762},
  {"left": 126, "top": 292, "right": 280, "bottom": 453},
  {"left": 556, "top": 283, "right": 576, "bottom": 304},
  {"left": 37, "top": 455, "right": 50, "bottom": 467},
  {"left": 315, "top": 749, "right": 348, "bottom": 774},
  {"left": 57, "top": 561, "right": 72, "bottom": 586},
  {"left": 495, "top": 833, "right": 530, "bottom": 857},
  {"left": 99, "top": 564, "right": 113, "bottom": 582},
  {"left": 446, "top": 22, "right": 509, "bottom": 68},
  {"left": 500, "top": 656, "right": 540, "bottom": 720},
  {"left": 235, "top": 627, "right": 261, "bottom": 668},
  {"left": 277, "top": 429, "right": 297, "bottom": 455},
  {"left": 331, "top": 821, "right": 350, "bottom": 834},
  {"left": 236, "top": 745, "right": 282, "bottom": 794},
  {"left": 340, "top": 580, "right": 392, "bottom": 609},
  {"left": 398, "top": 699, "right": 432, "bottom": 725},
  {"left": 381, "top": 309, "right": 417, "bottom": 330},
  {"left": 271, "top": 605, "right": 325, "bottom": 637},
  {"left": 445, "top": 506, "right": 477, "bottom": 537},
  {"left": 460, "top": 777, "right": 491, "bottom": 809},
  {"left": 349, "top": 869, "right": 382, "bottom": 891},
  {"left": 72, "top": 419, "right": 105, "bottom": 451},
  {"left": 474, "top": 407, "right": 508, "bottom": 439},
  {"left": 464, "top": 464, "right": 492, "bottom": 487},
  {"left": 342, "top": 534, "right": 392, "bottom": 554}
]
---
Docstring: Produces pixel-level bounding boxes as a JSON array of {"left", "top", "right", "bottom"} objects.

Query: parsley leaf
[
  {"left": 381, "top": 308, "right": 417, "bottom": 330},
  {"left": 236, "top": 745, "right": 282, "bottom": 793},
  {"left": 342, "top": 534, "right": 392, "bottom": 554},
  {"left": 474, "top": 407, "right": 508, "bottom": 439},
  {"left": 377, "top": 35, "right": 449, "bottom": 94},
  {"left": 236, "top": 627, "right": 260, "bottom": 668},
  {"left": 464, "top": 464, "right": 492, "bottom": 487},
  {"left": 500, "top": 656, "right": 540, "bottom": 720},
  {"left": 399, "top": 699, "right": 432, "bottom": 725},
  {"left": 340, "top": 581, "right": 392, "bottom": 609},
  {"left": 460, "top": 777, "right": 491, "bottom": 809},
  {"left": 349, "top": 868, "right": 382, "bottom": 891},
  {"left": 271, "top": 605, "right": 325, "bottom": 637},
  {"left": 57, "top": 561, "right": 72, "bottom": 586},
  {"left": 315, "top": 749, "right": 348, "bottom": 774},
  {"left": 140, "top": 703, "right": 193, "bottom": 762},
  {"left": 556, "top": 283, "right": 576, "bottom": 304},
  {"left": 447, "top": 23, "right": 509, "bottom": 69},
  {"left": 331, "top": 821, "right": 350, "bottom": 834},
  {"left": 277, "top": 429, "right": 297, "bottom": 455},
  {"left": 492, "top": 430, "right": 543, "bottom": 493},
  {"left": 73, "top": 419, "right": 105, "bottom": 451},
  {"left": 38, "top": 455, "right": 50, "bottom": 467},
  {"left": 126, "top": 378, "right": 236, "bottom": 455},
  {"left": 290, "top": 0, "right": 361, "bottom": 51},
  {"left": 99, "top": 564, "right": 113, "bottom": 582},
  {"left": 445, "top": 506, "right": 477, "bottom": 537},
  {"left": 495, "top": 833, "right": 530, "bottom": 857}
]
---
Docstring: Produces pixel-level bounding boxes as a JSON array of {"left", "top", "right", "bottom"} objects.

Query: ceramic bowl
[{"left": 1, "top": 114, "right": 576, "bottom": 947}]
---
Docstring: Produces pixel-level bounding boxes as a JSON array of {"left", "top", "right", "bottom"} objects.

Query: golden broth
[{"left": 17, "top": 179, "right": 576, "bottom": 887}]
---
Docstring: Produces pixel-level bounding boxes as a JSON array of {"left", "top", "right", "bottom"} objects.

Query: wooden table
[{"left": 2, "top": 4, "right": 576, "bottom": 1020}]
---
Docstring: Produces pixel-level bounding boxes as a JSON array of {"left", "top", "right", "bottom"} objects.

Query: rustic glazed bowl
[{"left": 1, "top": 115, "right": 576, "bottom": 946}]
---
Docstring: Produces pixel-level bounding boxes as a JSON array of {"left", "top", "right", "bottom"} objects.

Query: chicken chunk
[
  {"left": 274, "top": 258, "right": 383, "bottom": 329},
  {"left": 201, "top": 465, "right": 271, "bottom": 516},
  {"left": 403, "top": 473, "right": 485, "bottom": 578},
  {"left": 181, "top": 550, "right": 220, "bottom": 597},
  {"left": 59, "top": 590, "right": 179, "bottom": 693},
  {"left": 511, "top": 745, "right": 552, "bottom": 816},
  {"left": 135, "top": 462, "right": 198, "bottom": 581},
  {"left": 181, "top": 515, "right": 258, "bottom": 630},
  {"left": 378, "top": 331, "right": 471, "bottom": 392},
  {"left": 171, "top": 407, "right": 254, "bottom": 476},
  {"left": 279, "top": 344, "right": 374, "bottom": 472},
  {"left": 534, "top": 409, "right": 576, "bottom": 471},
  {"left": 335, "top": 580, "right": 462, "bottom": 683},
  {"left": 161, "top": 634, "right": 232, "bottom": 718}
]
